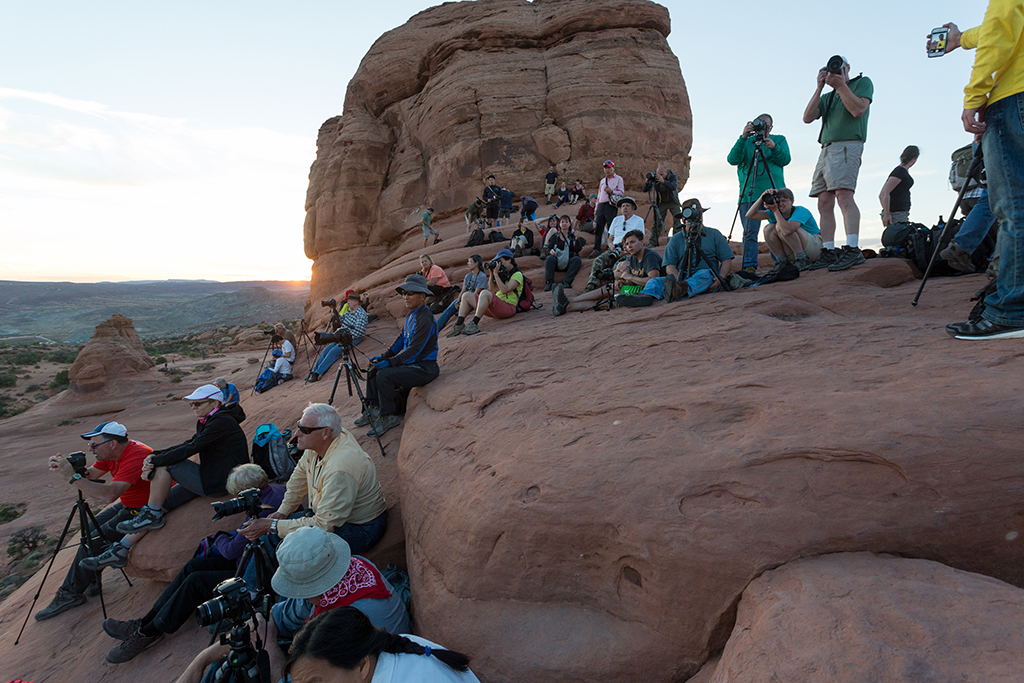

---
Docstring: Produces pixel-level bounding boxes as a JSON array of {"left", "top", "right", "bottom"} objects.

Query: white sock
[
  {"left": 847, "top": 234, "right": 859, "bottom": 248},
  {"left": 823, "top": 241, "right": 835, "bottom": 250}
]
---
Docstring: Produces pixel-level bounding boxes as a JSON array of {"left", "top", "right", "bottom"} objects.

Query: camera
[
  {"left": 320, "top": 298, "right": 337, "bottom": 309},
  {"left": 483, "top": 261, "right": 496, "bottom": 271},
  {"left": 748, "top": 118, "right": 769, "bottom": 138},
  {"left": 210, "top": 488, "right": 264, "bottom": 521},
  {"left": 196, "top": 577, "right": 257, "bottom": 627},
  {"left": 825, "top": 55, "right": 845, "bottom": 75},
  {"left": 66, "top": 451, "right": 89, "bottom": 477},
  {"left": 763, "top": 189, "right": 779, "bottom": 206},
  {"left": 596, "top": 268, "right": 616, "bottom": 283},
  {"left": 646, "top": 172, "right": 657, "bottom": 181},
  {"left": 314, "top": 328, "right": 353, "bottom": 348}
]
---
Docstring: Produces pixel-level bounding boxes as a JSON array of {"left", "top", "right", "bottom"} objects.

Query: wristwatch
[
  {"left": 270, "top": 519, "right": 278, "bottom": 536},
  {"left": 69, "top": 473, "right": 83, "bottom": 484}
]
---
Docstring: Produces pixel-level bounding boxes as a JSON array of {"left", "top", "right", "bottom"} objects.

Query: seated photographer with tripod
[
  {"left": 746, "top": 188, "right": 823, "bottom": 272},
  {"left": 641, "top": 165, "right": 682, "bottom": 247},
  {"left": 448, "top": 249, "right": 524, "bottom": 337},
  {"left": 82, "top": 385, "right": 250, "bottom": 569},
  {"left": 307, "top": 291, "right": 368, "bottom": 382},
  {"left": 242, "top": 403, "right": 388, "bottom": 553},
  {"left": 98, "top": 464, "right": 286, "bottom": 664},
  {"left": 34, "top": 422, "right": 153, "bottom": 622},
  {"left": 580, "top": 196, "right": 644, "bottom": 293},
  {"left": 552, "top": 230, "right": 661, "bottom": 315}
]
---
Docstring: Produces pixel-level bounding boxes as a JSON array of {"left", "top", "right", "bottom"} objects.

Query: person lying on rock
[
  {"left": 580, "top": 198, "right": 642, "bottom": 293},
  {"left": 241, "top": 403, "right": 389, "bottom": 552},
  {"left": 81, "top": 384, "right": 250, "bottom": 570},
  {"left": 307, "top": 290, "right": 368, "bottom": 382},
  {"left": 745, "top": 187, "right": 824, "bottom": 273},
  {"left": 447, "top": 249, "right": 524, "bottom": 336},
  {"left": 99, "top": 464, "right": 286, "bottom": 664},
  {"left": 552, "top": 230, "right": 662, "bottom": 315},
  {"left": 637, "top": 198, "right": 736, "bottom": 304},
  {"left": 34, "top": 421, "right": 154, "bottom": 622}
]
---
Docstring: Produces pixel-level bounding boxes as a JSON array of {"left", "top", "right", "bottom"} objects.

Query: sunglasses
[
  {"left": 88, "top": 440, "right": 110, "bottom": 450},
  {"left": 189, "top": 400, "right": 211, "bottom": 408},
  {"left": 296, "top": 423, "right": 325, "bottom": 435}
]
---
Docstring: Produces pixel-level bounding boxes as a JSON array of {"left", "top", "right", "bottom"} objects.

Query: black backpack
[
  {"left": 466, "top": 227, "right": 487, "bottom": 247},
  {"left": 252, "top": 423, "right": 299, "bottom": 482}
]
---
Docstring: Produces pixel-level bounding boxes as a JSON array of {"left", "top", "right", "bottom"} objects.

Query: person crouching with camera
[
  {"left": 745, "top": 188, "right": 823, "bottom": 273},
  {"left": 34, "top": 422, "right": 153, "bottom": 622},
  {"left": 307, "top": 291, "right": 368, "bottom": 382},
  {"left": 447, "top": 249, "right": 525, "bottom": 337},
  {"left": 99, "top": 464, "right": 285, "bottom": 664},
  {"left": 552, "top": 229, "right": 662, "bottom": 315}
]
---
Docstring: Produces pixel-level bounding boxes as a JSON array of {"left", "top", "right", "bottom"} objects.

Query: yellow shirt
[
  {"left": 276, "top": 430, "right": 387, "bottom": 537},
  {"left": 963, "top": 1, "right": 1024, "bottom": 108}
]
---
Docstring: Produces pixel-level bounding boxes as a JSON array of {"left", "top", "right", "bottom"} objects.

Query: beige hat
[{"left": 271, "top": 527, "right": 352, "bottom": 599}]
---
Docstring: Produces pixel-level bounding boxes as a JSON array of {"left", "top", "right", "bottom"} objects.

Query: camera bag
[{"left": 252, "top": 423, "right": 298, "bottom": 482}]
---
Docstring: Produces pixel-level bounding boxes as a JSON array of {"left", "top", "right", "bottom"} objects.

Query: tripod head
[{"left": 211, "top": 620, "right": 269, "bottom": 683}]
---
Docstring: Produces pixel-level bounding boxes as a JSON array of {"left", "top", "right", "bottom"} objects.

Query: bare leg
[
  {"left": 817, "top": 191, "right": 837, "bottom": 244},
  {"left": 474, "top": 291, "right": 493, "bottom": 317},
  {"left": 565, "top": 288, "right": 605, "bottom": 312},
  {"left": 147, "top": 467, "right": 173, "bottom": 507},
  {"left": 835, "top": 189, "right": 860, "bottom": 241},
  {"left": 457, "top": 291, "right": 475, "bottom": 317},
  {"left": 763, "top": 225, "right": 787, "bottom": 258}
]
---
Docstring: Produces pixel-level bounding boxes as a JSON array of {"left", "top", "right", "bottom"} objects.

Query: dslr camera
[
  {"left": 66, "top": 451, "right": 89, "bottom": 477},
  {"left": 314, "top": 328, "right": 353, "bottom": 348},
  {"left": 210, "top": 487, "right": 264, "bottom": 521},
  {"left": 320, "top": 298, "right": 337, "bottom": 310},
  {"left": 762, "top": 189, "right": 779, "bottom": 206},
  {"left": 747, "top": 118, "right": 769, "bottom": 139},
  {"left": 196, "top": 577, "right": 259, "bottom": 628},
  {"left": 825, "top": 55, "right": 845, "bottom": 75},
  {"left": 596, "top": 268, "right": 616, "bottom": 283}
]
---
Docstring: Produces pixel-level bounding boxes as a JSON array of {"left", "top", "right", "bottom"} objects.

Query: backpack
[
  {"left": 253, "top": 368, "right": 278, "bottom": 393},
  {"left": 517, "top": 274, "right": 540, "bottom": 312},
  {"left": 910, "top": 224, "right": 958, "bottom": 276},
  {"left": 466, "top": 227, "right": 486, "bottom": 247},
  {"left": 949, "top": 144, "right": 985, "bottom": 191},
  {"left": 252, "top": 423, "right": 298, "bottom": 481},
  {"left": 488, "top": 229, "right": 506, "bottom": 243}
]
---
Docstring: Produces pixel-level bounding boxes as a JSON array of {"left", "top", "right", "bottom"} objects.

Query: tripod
[
  {"left": 642, "top": 183, "right": 666, "bottom": 246},
  {"left": 727, "top": 137, "right": 778, "bottom": 242},
  {"left": 211, "top": 619, "right": 271, "bottom": 683},
  {"left": 297, "top": 321, "right": 318, "bottom": 379},
  {"left": 329, "top": 346, "right": 386, "bottom": 457},
  {"left": 15, "top": 490, "right": 133, "bottom": 644},
  {"left": 591, "top": 277, "right": 617, "bottom": 312},
  {"left": 681, "top": 221, "right": 732, "bottom": 293},
  {"left": 912, "top": 146, "right": 985, "bottom": 306},
  {"left": 208, "top": 539, "right": 278, "bottom": 644},
  {"left": 250, "top": 336, "right": 276, "bottom": 397}
]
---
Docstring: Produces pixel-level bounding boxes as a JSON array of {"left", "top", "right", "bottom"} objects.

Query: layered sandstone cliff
[{"left": 66, "top": 314, "right": 155, "bottom": 395}]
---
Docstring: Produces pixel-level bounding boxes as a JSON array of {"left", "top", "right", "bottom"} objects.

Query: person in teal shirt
[{"left": 746, "top": 188, "right": 823, "bottom": 272}]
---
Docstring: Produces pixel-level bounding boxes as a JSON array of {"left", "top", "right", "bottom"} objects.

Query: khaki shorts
[
  {"left": 809, "top": 140, "right": 864, "bottom": 196},
  {"left": 803, "top": 231, "right": 824, "bottom": 262},
  {"left": 545, "top": 183, "right": 556, "bottom": 195}
]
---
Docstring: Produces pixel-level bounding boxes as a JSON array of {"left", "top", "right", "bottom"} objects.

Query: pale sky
[{"left": 0, "top": 0, "right": 986, "bottom": 283}]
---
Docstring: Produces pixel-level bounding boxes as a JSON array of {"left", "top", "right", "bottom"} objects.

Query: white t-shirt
[
  {"left": 371, "top": 635, "right": 481, "bottom": 683},
  {"left": 273, "top": 356, "right": 292, "bottom": 376},
  {"left": 281, "top": 339, "right": 295, "bottom": 361},
  {"left": 606, "top": 214, "right": 645, "bottom": 246}
]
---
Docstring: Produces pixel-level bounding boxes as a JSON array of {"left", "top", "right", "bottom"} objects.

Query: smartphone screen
[{"left": 928, "top": 27, "right": 949, "bottom": 58}]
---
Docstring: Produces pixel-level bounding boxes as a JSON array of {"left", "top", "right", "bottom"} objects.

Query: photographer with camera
[
  {"left": 746, "top": 188, "right": 823, "bottom": 273},
  {"left": 33, "top": 422, "right": 153, "bottom": 622},
  {"left": 803, "top": 55, "right": 873, "bottom": 272},
  {"left": 641, "top": 164, "right": 682, "bottom": 247},
  {"left": 242, "top": 403, "right": 388, "bottom": 552},
  {"left": 448, "top": 249, "right": 524, "bottom": 337},
  {"left": 98, "top": 464, "right": 285, "bottom": 664},
  {"left": 728, "top": 114, "right": 791, "bottom": 272},
  {"left": 541, "top": 215, "right": 583, "bottom": 292},
  {"left": 307, "top": 291, "right": 368, "bottom": 382},
  {"left": 552, "top": 230, "right": 661, "bottom": 315},
  {"left": 579, "top": 196, "right": 644, "bottom": 293}
]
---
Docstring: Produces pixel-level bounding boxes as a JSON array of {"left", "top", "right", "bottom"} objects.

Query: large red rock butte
[
  {"left": 303, "top": 0, "right": 691, "bottom": 308},
  {"left": 66, "top": 314, "right": 155, "bottom": 395}
]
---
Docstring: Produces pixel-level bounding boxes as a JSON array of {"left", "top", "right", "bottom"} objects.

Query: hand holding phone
[{"left": 927, "top": 26, "right": 950, "bottom": 57}]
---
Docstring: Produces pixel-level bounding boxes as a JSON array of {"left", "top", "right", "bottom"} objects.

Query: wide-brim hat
[
  {"left": 618, "top": 196, "right": 637, "bottom": 209},
  {"left": 272, "top": 527, "right": 353, "bottom": 599},
  {"left": 674, "top": 198, "right": 709, "bottom": 218},
  {"left": 183, "top": 384, "right": 224, "bottom": 402},
  {"left": 396, "top": 273, "right": 432, "bottom": 295}
]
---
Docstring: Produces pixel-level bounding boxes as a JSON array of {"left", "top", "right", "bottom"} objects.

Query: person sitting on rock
[
  {"left": 34, "top": 422, "right": 153, "bottom": 622},
  {"left": 538, "top": 214, "right": 559, "bottom": 250},
  {"left": 745, "top": 188, "right": 823, "bottom": 273},
  {"left": 553, "top": 230, "right": 661, "bottom": 315},
  {"left": 639, "top": 198, "right": 736, "bottom": 303},
  {"left": 269, "top": 334, "right": 294, "bottom": 383},
  {"left": 81, "top": 384, "right": 250, "bottom": 570},
  {"left": 580, "top": 197, "right": 644, "bottom": 293},
  {"left": 575, "top": 193, "right": 597, "bottom": 234},
  {"left": 99, "top": 464, "right": 286, "bottom": 664},
  {"left": 541, "top": 215, "right": 583, "bottom": 291},
  {"left": 570, "top": 179, "right": 586, "bottom": 204},
  {"left": 307, "top": 291, "right": 369, "bottom": 382},
  {"left": 437, "top": 255, "right": 488, "bottom": 332},
  {"left": 509, "top": 220, "right": 534, "bottom": 258},
  {"left": 554, "top": 181, "right": 571, "bottom": 208},
  {"left": 214, "top": 377, "right": 239, "bottom": 406},
  {"left": 242, "top": 403, "right": 389, "bottom": 551},
  {"left": 419, "top": 253, "right": 452, "bottom": 300},
  {"left": 447, "top": 249, "right": 524, "bottom": 337},
  {"left": 274, "top": 323, "right": 298, "bottom": 353}
]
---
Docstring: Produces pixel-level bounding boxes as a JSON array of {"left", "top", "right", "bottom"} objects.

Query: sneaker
[
  {"left": 80, "top": 542, "right": 130, "bottom": 571},
  {"left": 306, "top": 372, "right": 320, "bottom": 382},
  {"left": 445, "top": 324, "right": 464, "bottom": 338},
  {"left": 367, "top": 414, "right": 401, "bottom": 438},
  {"left": 940, "top": 242, "right": 975, "bottom": 273},
  {"left": 433, "top": 236, "right": 442, "bottom": 244},
  {"left": 584, "top": 249, "right": 602, "bottom": 259},
  {"left": 84, "top": 579, "right": 102, "bottom": 597},
  {"left": 115, "top": 507, "right": 164, "bottom": 535},
  {"left": 105, "top": 628, "right": 163, "bottom": 664},
  {"left": 354, "top": 406, "right": 379, "bottom": 428},
  {"left": 34, "top": 588, "right": 86, "bottom": 621},
  {"left": 664, "top": 273, "right": 681, "bottom": 303},
  {"left": 462, "top": 321, "right": 481, "bottom": 335},
  {"left": 945, "top": 319, "right": 1024, "bottom": 340},
  {"left": 543, "top": 281, "right": 553, "bottom": 292},
  {"left": 794, "top": 255, "right": 812, "bottom": 271},
  {"left": 805, "top": 248, "right": 839, "bottom": 271},
  {"left": 828, "top": 246, "right": 865, "bottom": 272},
  {"left": 103, "top": 617, "right": 144, "bottom": 641},
  {"left": 552, "top": 284, "right": 568, "bottom": 317},
  {"left": 616, "top": 294, "right": 655, "bottom": 308},
  {"left": 742, "top": 265, "right": 757, "bottom": 274}
]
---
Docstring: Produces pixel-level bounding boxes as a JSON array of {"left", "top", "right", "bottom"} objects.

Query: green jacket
[{"left": 727, "top": 134, "right": 790, "bottom": 203}]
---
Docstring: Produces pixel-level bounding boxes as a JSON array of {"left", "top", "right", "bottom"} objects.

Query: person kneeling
[
  {"left": 745, "top": 188, "right": 823, "bottom": 272},
  {"left": 447, "top": 249, "right": 524, "bottom": 336},
  {"left": 552, "top": 230, "right": 661, "bottom": 315}
]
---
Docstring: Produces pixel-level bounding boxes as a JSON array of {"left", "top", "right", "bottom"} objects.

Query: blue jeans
[
  {"left": 981, "top": 93, "right": 1024, "bottom": 326},
  {"left": 738, "top": 201, "right": 761, "bottom": 268},
  {"left": 311, "top": 339, "right": 362, "bottom": 376},
  {"left": 436, "top": 301, "right": 457, "bottom": 331},
  {"left": 954, "top": 189, "right": 998, "bottom": 255},
  {"left": 642, "top": 270, "right": 715, "bottom": 300}
]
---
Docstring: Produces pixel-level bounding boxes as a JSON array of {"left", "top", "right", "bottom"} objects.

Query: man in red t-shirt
[{"left": 34, "top": 421, "right": 153, "bottom": 622}]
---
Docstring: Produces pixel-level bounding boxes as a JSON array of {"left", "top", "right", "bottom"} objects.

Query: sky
[{"left": 0, "top": 0, "right": 988, "bottom": 283}]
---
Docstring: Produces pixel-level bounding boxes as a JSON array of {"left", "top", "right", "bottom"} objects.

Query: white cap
[
  {"left": 182, "top": 384, "right": 224, "bottom": 402},
  {"left": 80, "top": 421, "right": 128, "bottom": 439}
]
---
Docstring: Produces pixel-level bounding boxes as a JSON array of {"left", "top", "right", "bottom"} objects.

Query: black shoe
[
  {"left": 664, "top": 273, "right": 681, "bottom": 303},
  {"left": 616, "top": 294, "right": 655, "bottom": 308},
  {"left": 306, "top": 372, "right": 320, "bottom": 383},
  {"left": 543, "top": 282, "right": 553, "bottom": 292},
  {"left": 945, "top": 319, "right": 1024, "bottom": 340},
  {"left": 552, "top": 284, "right": 568, "bottom": 317},
  {"left": 828, "top": 246, "right": 865, "bottom": 272},
  {"left": 805, "top": 248, "right": 839, "bottom": 271},
  {"left": 34, "top": 588, "right": 86, "bottom": 621}
]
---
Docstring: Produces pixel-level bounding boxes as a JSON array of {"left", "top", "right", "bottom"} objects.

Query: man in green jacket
[{"left": 727, "top": 114, "right": 790, "bottom": 272}]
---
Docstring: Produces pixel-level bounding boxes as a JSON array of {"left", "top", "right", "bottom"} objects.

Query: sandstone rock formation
[
  {"left": 709, "top": 553, "right": 1024, "bottom": 682},
  {"left": 303, "top": 0, "right": 691, "bottom": 305},
  {"left": 66, "top": 314, "right": 155, "bottom": 394}
]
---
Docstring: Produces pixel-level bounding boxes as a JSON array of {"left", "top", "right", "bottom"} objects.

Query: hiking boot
[
  {"left": 105, "top": 628, "right": 162, "bottom": 664},
  {"left": 742, "top": 265, "right": 757, "bottom": 274},
  {"left": 115, "top": 507, "right": 164, "bottom": 534},
  {"left": 445, "top": 324, "right": 464, "bottom": 338},
  {"left": 353, "top": 405, "right": 379, "bottom": 428},
  {"left": 794, "top": 254, "right": 812, "bottom": 271},
  {"left": 34, "top": 588, "right": 86, "bottom": 621},
  {"left": 664, "top": 273, "right": 681, "bottom": 303},
  {"left": 543, "top": 281, "right": 553, "bottom": 292},
  {"left": 940, "top": 242, "right": 975, "bottom": 273},
  {"left": 367, "top": 414, "right": 401, "bottom": 438},
  {"left": 616, "top": 294, "right": 655, "bottom": 308},
  {"left": 306, "top": 372, "right": 320, "bottom": 383},
  {"left": 805, "top": 248, "right": 838, "bottom": 271},
  {"left": 945, "top": 319, "right": 1024, "bottom": 340},
  {"left": 80, "top": 542, "right": 129, "bottom": 571},
  {"left": 552, "top": 284, "right": 568, "bottom": 317},
  {"left": 828, "top": 246, "right": 865, "bottom": 272},
  {"left": 103, "top": 617, "right": 144, "bottom": 641},
  {"left": 462, "top": 321, "right": 481, "bottom": 335},
  {"left": 84, "top": 579, "right": 102, "bottom": 597}
]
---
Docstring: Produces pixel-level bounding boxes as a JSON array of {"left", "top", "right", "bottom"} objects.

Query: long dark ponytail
[{"left": 285, "top": 607, "right": 471, "bottom": 675}]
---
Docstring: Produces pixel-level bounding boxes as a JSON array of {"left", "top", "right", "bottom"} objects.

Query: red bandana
[{"left": 312, "top": 557, "right": 392, "bottom": 617}]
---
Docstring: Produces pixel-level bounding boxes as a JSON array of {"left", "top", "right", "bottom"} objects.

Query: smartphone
[{"left": 927, "top": 27, "right": 949, "bottom": 58}]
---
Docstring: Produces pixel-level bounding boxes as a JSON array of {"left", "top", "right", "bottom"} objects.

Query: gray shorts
[
  {"left": 887, "top": 210, "right": 910, "bottom": 224},
  {"left": 810, "top": 140, "right": 864, "bottom": 195},
  {"left": 421, "top": 224, "right": 438, "bottom": 239},
  {"left": 166, "top": 459, "right": 206, "bottom": 496}
]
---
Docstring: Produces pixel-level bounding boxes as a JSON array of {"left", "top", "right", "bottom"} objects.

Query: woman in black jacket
[{"left": 542, "top": 215, "right": 583, "bottom": 291}]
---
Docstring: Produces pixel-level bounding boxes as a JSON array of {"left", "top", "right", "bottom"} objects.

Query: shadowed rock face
[
  {"left": 67, "top": 314, "right": 155, "bottom": 394},
  {"left": 304, "top": 0, "right": 691, "bottom": 305}
]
